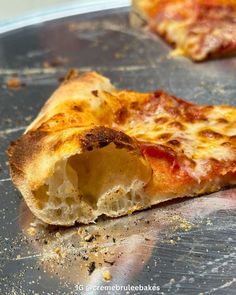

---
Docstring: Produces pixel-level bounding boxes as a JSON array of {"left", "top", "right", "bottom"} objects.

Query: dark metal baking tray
[{"left": 0, "top": 5, "right": 236, "bottom": 295}]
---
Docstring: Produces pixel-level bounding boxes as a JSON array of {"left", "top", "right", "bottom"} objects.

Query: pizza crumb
[
  {"left": 78, "top": 227, "right": 84, "bottom": 236},
  {"left": 54, "top": 247, "right": 62, "bottom": 257},
  {"left": 84, "top": 234, "right": 95, "bottom": 242},
  {"left": 55, "top": 232, "right": 61, "bottom": 238},
  {"left": 87, "top": 261, "right": 96, "bottom": 275},
  {"left": 6, "top": 77, "right": 21, "bottom": 89},
  {"left": 27, "top": 227, "right": 36, "bottom": 237},
  {"left": 169, "top": 48, "right": 185, "bottom": 58},
  {"left": 103, "top": 270, "right": 112, "bottom": 281},
  {"left": 206, "top": 218, "right": 213, "bottom": 226},
  {"left": 180, "top": 222, "right": 192, "bottom": 231}
]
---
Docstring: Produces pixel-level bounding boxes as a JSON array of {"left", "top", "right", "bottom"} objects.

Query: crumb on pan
[
  {"left": 55, "top": 232, "right": 61, "bottom": 238},
  {"left": 84, "top": 234, "right": 95, "bottom": 242},
  {"left": 102, "top": 270, "right": 112, "bottom": 281},
  {"left": 27, "top": 227, "right": 36, "bottom": 237},
  {"left": 6, "top": 77, "right": 21, "bottom": 89},
  {"left": 87, "top": 261, "right": 96, "bottom": 275}
]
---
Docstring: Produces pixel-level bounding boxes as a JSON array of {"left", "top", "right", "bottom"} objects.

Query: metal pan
[{"left": 0, "top": 3, "right": 236, "bottom": 295}]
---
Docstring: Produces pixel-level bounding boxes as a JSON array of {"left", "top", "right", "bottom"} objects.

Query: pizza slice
[
  {"left": 130, "top": 0, "right": 236, "bottom": 61},
  {"left": 8, "top": 71, "right": 236, "bottom": 225}
]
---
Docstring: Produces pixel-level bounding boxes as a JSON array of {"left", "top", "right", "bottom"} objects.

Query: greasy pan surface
[{"left": 0, "top": 8, "right": 236, "bottom": 295}]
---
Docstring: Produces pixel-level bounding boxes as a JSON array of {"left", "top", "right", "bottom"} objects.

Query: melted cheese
[{"left": 112, "top": 90, "right": 236, "bottom": 181}]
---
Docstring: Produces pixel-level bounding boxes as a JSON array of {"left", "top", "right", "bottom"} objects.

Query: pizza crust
[{"left": 8, "top": 72, "right": 151, "bottom": 225}]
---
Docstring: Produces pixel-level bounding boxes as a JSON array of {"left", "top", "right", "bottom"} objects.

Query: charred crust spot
[
  {"left": 115, "top": 106, "right": 129, "bottom": 124},
  {"left": 230, "top": 135, "right": 236, "bottom": 141},
  {"left": 92, "top": 90, "right": 98, "bottom": 97},
  {"left": 167, "top": 139, "right": 181, "bottom": 147},
  {"left": 63, "top": 68, "right": 78, "bottom": 83},
  {"left": 130, "top": 101, "right": 139, "bottom": 109},
  {"left": 8, "top": 130, "right": 48, "bottom": 170},
  {"left": 185, "top": 106, "right": 208, "bottom": 122},
  {"left": 165, "top": 107, "right": 180, "bottom": 116},
  {"left": 81, "top": 126, "right": 135, "bottom": 152},
  {"left": 168, "top": 121, "right": 185, "bottom": 130},
  {"left": 186, "top": 158, "right": 197, "bottom": 168},
  {"left": 217, "top": 118, "right": 229, "bottom": 124},
  {"left": 198, "top": 129, "right": 223, "bottom": 139},
  {"left": 157, "top": 133, "right": 172, "bottom": 140},
  {"left": 209, "top": 157, "right": 220, "bottom": 164},
  {"left": 153, "top": 90, "right": 164, "bottom": 98},
  {"left": 72, "top": 105, "right": 83, "bottom": 112},
  {"left": 53, "top": 139, "right": 65, "bottom": 151},
  {"left": 155, "top": 117, "right": 168, "bottom": 124}
]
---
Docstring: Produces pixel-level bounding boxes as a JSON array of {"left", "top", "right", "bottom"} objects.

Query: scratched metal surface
[{"left": 0, "top": 7, "right": 236, "bottom": 295}]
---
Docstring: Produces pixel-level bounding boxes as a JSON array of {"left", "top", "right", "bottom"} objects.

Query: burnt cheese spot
[
  {"left": 198, "top": 129, "right": 223, "bottom": 139},
  {"left": 153, "top": 90, "right": 163, "bottom": 98},
  {"left": 221, "top": 142, "right": 231, "bottom": 147},
  {"left": 130, "top": 101, "right": 139, "bottom": 109},
  {"left": 229, "top": 135, "right": 236, "bottom": 145},
  {"left": 209, "top": 157, "right": 220, "bottom": 164},
  {"left": 157, "top": 133, "right": 172, "bottom": 140},
  {"left": 168, "top": 121, "right": 185, "bottom": 130},
  {"left": 92, "top": 90, "right": 98, "bottom": 97},
  {"left": 185, "top": 106, "right": 208, "bottom": 122},
  {"left": 217, "top": 118, "right": 229, "bottom": 124},
  {"left": 115, "top": 106, "right": 129, "bottom": 124},
  {"left": 230, "top": 135, "right": 236, "bottom": 141},
  {"left": 155, "top": 117, "right": 168, "bottom": 124},
  {"left": 167, "top": 139, "right": 181, "bottom": 147},
  {"left": 165, "top": 107, "right": 180, "bottom": 116},
  {"left": 53, "top": 139, "right": 65, "bottom": 151},
  {"left": 72, "top": 105, "right": 83, "bottom": 112}
]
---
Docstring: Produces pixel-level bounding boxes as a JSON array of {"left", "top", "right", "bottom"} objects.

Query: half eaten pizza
[
  {"left": 130, "top": 0, "right": 236, "bottom": 61},
  {"left": 8, "top": 71, "right": 236, "bottom": 225}
]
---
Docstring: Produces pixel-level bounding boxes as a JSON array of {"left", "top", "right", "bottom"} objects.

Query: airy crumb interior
[{"left": 34, "top": 143, "right": 151, "bottom": 225}]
